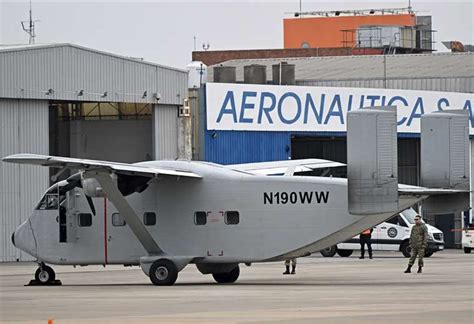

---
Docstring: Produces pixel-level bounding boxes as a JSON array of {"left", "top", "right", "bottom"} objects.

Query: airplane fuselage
[{"left": 13, "top": 160, "right": 422, "bottom": 267}]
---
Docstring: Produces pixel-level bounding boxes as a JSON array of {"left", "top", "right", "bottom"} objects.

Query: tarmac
[{"left": 0, "top": 250, "right": 473, "bottom": 323}]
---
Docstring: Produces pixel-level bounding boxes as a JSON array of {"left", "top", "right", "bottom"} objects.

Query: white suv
[{"left": 320, "top": 208, "right": 445, "bottom": 258}]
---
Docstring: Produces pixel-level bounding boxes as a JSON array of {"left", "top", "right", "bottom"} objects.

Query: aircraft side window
[
  {"left": 143, "top": 212, "right": 156, "bottom": 226},
  {"left": 386, "top": 217, "right": 398, "bottom": 225},
  {"left": 397, "top": 216, "right": 408, "bottom": 228},
  {"left": 225, "top": 211, "right": 239, "bottom": 225},
  {"left": 194, "top": 211, "right": 207, "bottom": 225},
  {"left": 78, "top": 213, "right": 92, "bottom": 227},
  {"left": 112, "top": 213, "right": 126, "bottom": 226}
]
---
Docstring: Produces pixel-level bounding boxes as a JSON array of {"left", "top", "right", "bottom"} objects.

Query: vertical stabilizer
[
  {"left": 347, "top": 106, "right": 398, "bottom": 215},
  {"left": 421, "top": 110, "right": 470, "bottom": 213},
  {"left": 421, "top": 110, "right": 470, "bottom": 190}
]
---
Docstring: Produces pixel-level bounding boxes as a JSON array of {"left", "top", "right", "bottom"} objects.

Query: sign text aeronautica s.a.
[{"left": 206, "top": 83, "right": 474, "bottom": 134}]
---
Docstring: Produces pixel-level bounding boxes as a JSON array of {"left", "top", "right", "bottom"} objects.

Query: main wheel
[
  {"left": 212, "top": 265, "right": 240, "bottom": 284},
  {"left": 34, "top": 265, "right": 55, "bottom": 284},
  {"left": 336, "top": 249, "right": 353, "bottom": 257},
  {"left": 320, "top": 245, "right": 337, "bottom": 257},
  {"left": 149, "top": 259, "right": 178, "bottom": 286},
  {"left": 401, "top": 241, "right": 411, "bottom": 258},
  {"left": 464, "top": 247, "right": 472, "bottom": 254},
  {"left": 424, "top": 251, "right": 434, "bottom": 257}
]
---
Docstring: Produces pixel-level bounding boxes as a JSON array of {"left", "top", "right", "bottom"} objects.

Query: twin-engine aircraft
[{"left": 3, "top": 107, "right": 470, "bottom": 286}]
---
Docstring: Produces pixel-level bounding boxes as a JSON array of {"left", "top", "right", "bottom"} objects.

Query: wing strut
[{"left": 88, "top": 171, "right": 163, "bottom": 255}]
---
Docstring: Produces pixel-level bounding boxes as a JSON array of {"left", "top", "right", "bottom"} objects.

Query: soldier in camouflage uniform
[{"left": 404, "top": 215, "right": 428, "bottom": 273}]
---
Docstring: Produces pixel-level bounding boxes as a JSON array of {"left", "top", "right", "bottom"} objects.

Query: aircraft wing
[
  {"left": 2, "top": 154, "right": 202, "bottom": 179},
  {"left": 227, "top": 159, "right": 345, "bottom": 176}
]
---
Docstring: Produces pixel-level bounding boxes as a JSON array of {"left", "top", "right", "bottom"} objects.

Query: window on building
[
  {"left": 143, "top": 212, "right": 156, "bottom": 226},
  {"left": 194, "top": 211, "right": 207, "bottom": 225},
  {"left": 225, "top": 211, "right": 239, "bottom": 225},
  {"left": 78, "top": 213, "right": 92, "bottom": 227},
  {"left": 52, "top": 101, "right": 152, "bottom": 121},
  {"left": 112, "top": 213, "right": 126, "bottom": 226}
]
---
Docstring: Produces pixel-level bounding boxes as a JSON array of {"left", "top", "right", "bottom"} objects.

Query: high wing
[
  {"left": 226, "top": 159, "right": 345, "bottom": 176},
  {"left": 2, "top": 154, "right": 202, "bottom": 179}
]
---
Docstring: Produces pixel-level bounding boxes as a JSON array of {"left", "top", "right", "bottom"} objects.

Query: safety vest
[{"left": 362, "top": 229, "right": 371, "bottom": 235}]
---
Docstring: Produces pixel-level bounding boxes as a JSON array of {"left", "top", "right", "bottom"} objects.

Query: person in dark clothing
[{"left": 359, "top": 228, "right": 373, "bottom": 259}]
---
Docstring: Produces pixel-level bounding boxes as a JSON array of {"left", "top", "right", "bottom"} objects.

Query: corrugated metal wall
[
  {"left": 153, "top": 105, "right": 179, "bottom": 160},
  {"left": 299, "top": 77, "right": 473, "bottom": 93},
  {"left": 0, "top": 99, "right": 49, "bottom": 262},
  {"left": 205, "top": 131, "right": 290, "bottom": 165},
  {"left": 0, "top": 45, "right": 187, "bottom": 106}
]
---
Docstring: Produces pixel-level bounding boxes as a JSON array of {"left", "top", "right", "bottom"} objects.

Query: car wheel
[
  {"left": 424, "top": 251, "right": 434, "bottom": 257},
  {"left": 320, "top": 245, "right": 337, "bottom": 257},
  {"left": 464, "top": 247, "right": 472, "bottom": 254},
  {"left": 401, "top": 241, "right": 411, "bottom": 258},
  {"left": 336, "top": 249, "right": 353, "bottom": 257}
]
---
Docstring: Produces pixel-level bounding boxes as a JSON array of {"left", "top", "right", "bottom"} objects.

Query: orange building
[{"left": 284, "top": 14, "right": 416, "bottom": 49}]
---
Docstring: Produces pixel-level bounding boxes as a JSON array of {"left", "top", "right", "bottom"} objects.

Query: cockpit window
[{"left": 36, "top": 185, "right": 66, "bottom": 210}]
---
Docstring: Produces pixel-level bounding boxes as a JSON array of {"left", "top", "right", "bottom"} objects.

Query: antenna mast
[{"left": 21, "top": 0, "right": 38, "bottom": 44}]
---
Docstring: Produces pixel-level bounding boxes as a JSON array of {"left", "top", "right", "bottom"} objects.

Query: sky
[{"left": 1, "top": 0, "right": 473, "bottom": 69}]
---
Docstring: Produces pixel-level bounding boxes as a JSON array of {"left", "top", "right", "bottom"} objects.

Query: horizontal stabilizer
[
  {"left": 227, "top": 159, "right": 345, "bottom": 176},
  {"left": 347, "top": 106, "right": 398, "bottom": 215}
]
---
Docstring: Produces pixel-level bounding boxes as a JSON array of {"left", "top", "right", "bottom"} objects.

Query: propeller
[{"left": 60, "top": 172, "right": 96, "bottom": 216}]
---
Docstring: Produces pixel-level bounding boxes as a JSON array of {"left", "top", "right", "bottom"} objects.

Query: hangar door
[
  {"left": 50, "top": 102, "right": 154, "bottom": 169},
  {"left": 291, "top": 136, "right": 420, "bottom": 186}
]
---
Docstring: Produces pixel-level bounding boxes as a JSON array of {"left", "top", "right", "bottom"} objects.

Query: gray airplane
[{"left": 3, "top": 107, "right": 470, "bottom": 286}]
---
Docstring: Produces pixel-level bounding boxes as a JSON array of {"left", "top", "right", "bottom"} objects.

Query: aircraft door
[
  {"left": 105, "top": 199, "right": 146, "bottom": 264},
  {"left": 64, "top": 190, "right": 104, "bottom": 264}
]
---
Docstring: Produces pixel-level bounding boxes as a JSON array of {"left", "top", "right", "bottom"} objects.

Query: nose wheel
[{"left": 27, "top": 263, "right": 62, "bottom": 286}]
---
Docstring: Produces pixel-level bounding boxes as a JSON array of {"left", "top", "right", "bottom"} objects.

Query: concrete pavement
[{"left": 1, "top": 250, "right": 473, "bottom": 323}]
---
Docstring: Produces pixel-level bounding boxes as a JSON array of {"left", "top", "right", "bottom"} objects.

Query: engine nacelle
[{"left": 81, "top": 178, "right": 105, "bottom": 197}]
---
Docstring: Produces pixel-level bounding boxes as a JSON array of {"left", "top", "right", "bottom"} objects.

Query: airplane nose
[{"left": 13, "top": 221, "right": 37, "bottom": 257}]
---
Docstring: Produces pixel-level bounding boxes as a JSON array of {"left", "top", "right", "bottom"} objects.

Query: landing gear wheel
[
  {"left": 464, "top": 247, "right": 472, "bottom": 254},
  {"left": 149, "top": 259, "right": 178, "bottom": 286},
  {"left": 212, "top": 265, "right": 240, "bottom": 284},
  {"left": 336, "top": 249, "right": 353, "bottom": 257},
  {"left": 424, "top": 251, "right": 434, "bottom": 257},
  {"left": 34, "top": 265, "right": 55, "bottom": 285},
  {"left": 320, "top": 245, "right": 337, "bottom": 257},
  {"left": 401, "top": 241, "right": 411, "bottom": 258}
]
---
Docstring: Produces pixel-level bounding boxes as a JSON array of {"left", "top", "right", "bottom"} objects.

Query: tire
[
  {"left": 320, "top": 245, "right": 337, "bottom": 257},
  {"left": 401, "top": 241, "right": 411, "bottom": 258},
  {"left": 212, "top": 265, "right": 240, "bottom": 284},
  {"left": 464, "top": 247, "right": 472, "bottom": 254},
  {"left": 336, "top": 249, "right": 353, "bottom": 257},
  {"left": 34, "top": 265, "right": 55, "bottom": 284},
  {"left": 149, "top": 259, "right": 178, "bottom": 286},
  {"left": 424, "top": 251, "right": 434, "bottom": 257}
]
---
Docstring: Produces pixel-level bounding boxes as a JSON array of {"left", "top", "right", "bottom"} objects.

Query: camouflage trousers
[
  {"left": 285, "top": 258, "right": 297, "bottom": 267},
  {"left": 408, "top": 245, "right": 425, "bottom": 267}
]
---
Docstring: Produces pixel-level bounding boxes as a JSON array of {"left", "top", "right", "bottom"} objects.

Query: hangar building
[{"left": 0, "top": 44, "right": 188, "bottom": 262}]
